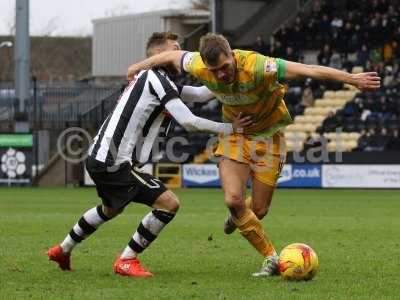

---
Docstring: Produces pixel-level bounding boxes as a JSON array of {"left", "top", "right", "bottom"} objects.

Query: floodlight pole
[
  {"left": 14, "top": 0, "right": 30, "bottom": 116},
  {"left": 210, "top": 0, "right": 216, "bottom": 33}
]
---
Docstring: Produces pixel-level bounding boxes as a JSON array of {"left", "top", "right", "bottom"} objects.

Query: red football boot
[
  {"left": 113, "top": 256, "right": 153, "bottom": 278},
  {"left": 47, "top": 245, "right": 71, "bottom": 271}
]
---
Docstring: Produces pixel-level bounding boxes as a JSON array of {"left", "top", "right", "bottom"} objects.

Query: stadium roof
[{"left": 92, "top": 9, "right": 210, "bottom": 24}]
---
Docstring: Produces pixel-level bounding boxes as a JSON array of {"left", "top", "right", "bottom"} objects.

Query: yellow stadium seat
[
  {"left": 323, "top": 91, "right": 336, "bottom": 98},
  {"left": 284, "top": 131, "right": 295, "bottom": 139},
  {"left": 352, "top": 66, "right": 364, "bottom": 74},
  {"left": 286, "top": 140, "right": 303, "bottom": 152},
  {"left": 345, "top": 140, "right": 358, "bottom": 151},
  {"left": 294, "top": 115, "right": 307, "bottom": 123},
  {"left": 349, "top": 132, "right": 361, "bottom": 139},
  {"left": 327, "top": 141, "right": 337, "bottom": 152},
  {"left": 314, "top": 115, "right": 325, "bottom": 123},
  {"left": 303, "top": 123, "right": 318, "bottom": 132}
]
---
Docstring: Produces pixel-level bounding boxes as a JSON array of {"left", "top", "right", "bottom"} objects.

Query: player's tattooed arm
[
  {"left": 284, "top": 60, "right": 381, "bottom": 91},
  {"left": 127, "top": 50, "right": 186, "bottom": 81}
]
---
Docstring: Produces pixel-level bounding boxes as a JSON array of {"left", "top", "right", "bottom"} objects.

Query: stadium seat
[
  {"left": 323, "top": 91, "right": 336, "bottom": 99},
  {"left": 352, "top": 66, "right": 364, "bottom": 74}
]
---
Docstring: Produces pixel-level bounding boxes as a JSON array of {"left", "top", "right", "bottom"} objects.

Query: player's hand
[
  {"left": 232, "top": 112, "right": 253, "bottom": 133},
  {"left": 350, "top": 72, "right": 381, "bottom": 91},
  {"left": 127, "top": 64, "right": 141, "bottom": 81}
]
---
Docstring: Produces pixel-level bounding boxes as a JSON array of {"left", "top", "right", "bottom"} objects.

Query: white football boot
[{"left": 252, "top": 254, "right": 280, "bottom": 277}]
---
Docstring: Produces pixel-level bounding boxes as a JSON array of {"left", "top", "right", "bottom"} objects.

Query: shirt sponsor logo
[{"left": 265, "top": 62, "right": 277, "bottom": 73}]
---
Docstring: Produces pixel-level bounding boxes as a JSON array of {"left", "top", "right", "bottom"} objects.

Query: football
[{"left": 278, "top": 243, "right": 319, "bottom": 281}]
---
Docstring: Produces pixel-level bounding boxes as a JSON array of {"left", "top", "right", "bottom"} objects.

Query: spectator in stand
[
  {"left": 274, "top": 26, "right": 289, "bottom": 48},
  {"left": 355, "top": 129, "right": 370, "bottom": 151},
  {"left": 292, "top": 25, "right": 304, "bottom": 49},
  {"left": 311, "top": 0, "right": 322, "bottom": 18},
  {"left": 381, "top": 14, "right": 394, "bottom": 41},
  {"left": 329, "top": 50, "right": 343, "bottom": 70},
  {"left": 305, "top": 16, "right": 317, "bottom": 47},
  {"left": 317, "top": 44, "right": 332, "bottom": 66},
  {"left": 270, "top": 39, "right": 284, "bottom": 58},
  {"left": 369, "top": 48, "right": 383, "bottom": 66},
  {"left": 363, "top": 128, "right": 390, "bottom": 151},
  {"left": 331, "top": 16, "right": 343, "bottom": 29},
  {"left": 378, "top": 95, "right": 393, "bottom": 120},
  {"left": 356, "top": 44, "right": 370, "bottom": 68},
  {"left": 294, "top": 16, "right": 303, "bottom": 29},
  {"left": 368, "top": 17, "right": 381, "bottom": 48},
  {"left": 383, "top": 65, "right": 394, "bottom": 86},
  {"left": 343, "top": 100, "right": 361, "bottom": 118},
  {"left": 387, "top": 129, "right": 400, "bottom": 150},
  {"left": 253, "top": 35, "right": 268, "bottom": 55},
  {"left": 302, "top": 135, "right": 326, "bottom": 155},
  {"left": 371, "top": 128, "right": 390, "bottom": 151},
  {"left": 321, "top": 111, "right": 340, "bottom": 132},
  {"left": 383, "top": 40, "right": 395, "bottom": 63},
  {"left": 283, "top": 46, "right": 299, "bottom": 62},
  {"left": 341, "top": 21, "right": 356, "bottom": 54},
  {"left": 318, "top": 14, "right": 331, "bottom": 43},
  {"left": 295, "top": 79, "right": 314, "bottom": 115}
]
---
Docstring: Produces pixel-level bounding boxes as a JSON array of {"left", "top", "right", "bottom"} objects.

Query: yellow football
[{"left": 278, "top": 243, "right": 319, "bottom": 281}]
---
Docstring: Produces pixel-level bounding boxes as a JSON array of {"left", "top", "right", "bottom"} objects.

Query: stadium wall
[
  {"left": 83, "top": 162, "right": 400, "bottom": 189},
  {"left": 92, "top": 9, "right": 210, "bottom": 77},
  {"left": 181, "top": 163, "right": 400, "bottom": 189}
]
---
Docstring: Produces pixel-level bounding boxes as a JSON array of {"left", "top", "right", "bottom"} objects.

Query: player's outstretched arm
[
  {"left": 180, "top": 86, "right": 215, "bottom": 103},
  {"left": 284, "top": 61, "right": 381, "bottom": 91},
  {"left": 127, "top": 50, "right": 186, "bottom": 81},
  {"left": 165, "top": 99, "right": 251, "bottom": 134}
]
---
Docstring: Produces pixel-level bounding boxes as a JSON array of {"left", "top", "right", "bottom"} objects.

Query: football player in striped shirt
[{"left": 47, "top": 32, "right": 251, "bottom": 278}]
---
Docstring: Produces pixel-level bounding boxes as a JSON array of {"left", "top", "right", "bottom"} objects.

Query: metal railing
[{"left": 0, "top": 81, "right": 121, "bottom": 128}]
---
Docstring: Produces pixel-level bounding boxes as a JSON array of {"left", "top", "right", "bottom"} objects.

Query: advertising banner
[
  {"left": 322, "top": 165, "right": 400, "bottom": 188},
  {"left": 277, "top": 164, "right": 322, "bottom": 188},
  {"left": 182, "top": 164, "right": 220, "bottom": 187},
  {"left": 0, "top": 134, "right": 33, "bottom": 186}
]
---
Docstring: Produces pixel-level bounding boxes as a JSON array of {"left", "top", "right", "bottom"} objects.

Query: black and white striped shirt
[
  {"left": 88, "top": 68, "right": 233, "bottom": 167},
  {"left": 88, "top": 69, "right": 180, "bottom": 166}
]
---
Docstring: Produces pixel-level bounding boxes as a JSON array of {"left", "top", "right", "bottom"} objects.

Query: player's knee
[
  {"left": 155, "top": 191, "right": 180, "bottom": 213},
  {"left": 102, "top": 205, "right": 123, "bottom": 218},
  {"left": 224, "top": 192, "right": 245, "bottom": 211},
  {"left": 166, "top": 195, "right": 180, "bottom": 213}
]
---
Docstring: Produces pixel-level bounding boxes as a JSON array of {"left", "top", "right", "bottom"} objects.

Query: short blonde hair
[{"left": 146, "top": 31, "right": 179, "bottom": 57}]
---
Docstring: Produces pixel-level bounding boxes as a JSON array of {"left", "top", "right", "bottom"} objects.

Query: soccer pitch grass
[{"left": 1, "top": 188, "right": 399, "bottom": 300}]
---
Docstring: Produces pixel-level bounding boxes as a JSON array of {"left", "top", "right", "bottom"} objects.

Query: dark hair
[
  {"left": 199, "top": 33, "right": 231, "bottom": 65},
  {"left": 146, "top": 31, "right": 178, "bottom": 57}
]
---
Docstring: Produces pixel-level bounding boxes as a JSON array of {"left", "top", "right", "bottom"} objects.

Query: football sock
[
  {"left": 60, "top": 205, "right": 111, "bottom": 253},
  {"left": 232, "top": 209, "right": 276, "bottom": 257},
  {"left": 245, "top": 196, "right": 253, "bottom": 210},
  {"left": 121, "top": 210, "right": 175, "bottom": 259}
]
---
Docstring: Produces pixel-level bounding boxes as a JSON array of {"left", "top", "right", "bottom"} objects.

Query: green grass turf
[{"left": 0, "top": 188, "right": 399, "bottom": 300}]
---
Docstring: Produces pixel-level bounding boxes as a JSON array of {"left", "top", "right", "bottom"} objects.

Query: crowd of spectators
[
  {"left": 251, "top": 0, "right": 400, "bottom": 83},
  {"left": 248, "top": 0, "right": 400, "bottom": 152},
  {"left": 356, "top": 128, "right": 400, "bottom": 151},
  {"left": 313, "top": 84, "right": 400, "bottom": 151}
]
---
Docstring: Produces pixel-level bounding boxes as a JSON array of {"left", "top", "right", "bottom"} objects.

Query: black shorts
[{"left": 86, "top": 157, "right": 167, "bottom": 210}]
